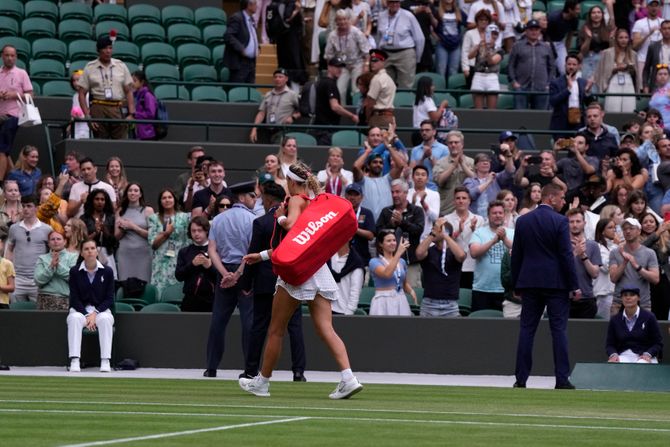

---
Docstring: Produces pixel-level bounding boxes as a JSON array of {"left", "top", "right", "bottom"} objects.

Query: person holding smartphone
[
  {"left": 368, "top": 229, "right": 415, "bottom": 316},
  {"left": 549, "top": 53, "right": 592, "bottom": 139}
]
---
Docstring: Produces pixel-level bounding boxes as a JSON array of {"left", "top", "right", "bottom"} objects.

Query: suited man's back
[{"left": 511, "top": 204, "right": 578, "bottom": 291}]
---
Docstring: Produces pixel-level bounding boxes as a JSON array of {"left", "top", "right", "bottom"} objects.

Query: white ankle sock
[
  {"left": 258, "top": 373, "right": 270, "bottom": 383},
  {"left": 341, "top": 368, "right": 354, "bottom": 381}
]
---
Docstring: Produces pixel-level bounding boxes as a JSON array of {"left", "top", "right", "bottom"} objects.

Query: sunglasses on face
[{"left": 218, "top": 203, "right": 231, "bottom": 209}]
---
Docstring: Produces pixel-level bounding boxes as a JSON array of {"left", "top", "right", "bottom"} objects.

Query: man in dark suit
[
  {"left": 239, "top": 182, "right": 307, "bottom": 381},
  {"left": 223, "top": 0, "right": 259, "bottom": 84},
  {"left": 511, "top": 184, "right": 580, "bottom": 389},
  {"left": 549, "top": 54, "right": 591, "bottom": 138},
  {"left": 642, "top": 20, "right": 670, "bottom": 93},
  {"left": 606, "top": 285, "right": 663, "bottom": 363}
]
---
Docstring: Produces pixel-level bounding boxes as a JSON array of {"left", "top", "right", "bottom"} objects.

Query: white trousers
[
  {"left": 67, "top": 308, "right": 114, "bottom": 359},
  {"left": 337, "top": 63, "right": 364, "bottom": 104},
  {"left": 617, "top": 349, "right": 658, "bottom": 364}
]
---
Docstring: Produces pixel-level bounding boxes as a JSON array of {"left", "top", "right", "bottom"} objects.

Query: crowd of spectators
[{"left": 0, "top": 2, "right": 669, "bottom": 374}]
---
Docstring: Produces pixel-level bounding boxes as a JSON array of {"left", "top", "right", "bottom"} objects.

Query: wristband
[
  {"left": 635, "top": 265, "right": 642, "bottom": 272},
  {"left": 580, "top": 256, "right": 588, "bottom": 261},
  {"left": 277, "top": 215, "right": 287, "bottom": 225},
  {"left": 428, "top": 232, "right": 436, "bottom": 238},
  {"left": 260, "top": 250, "right": 270, "bottom": 261}
]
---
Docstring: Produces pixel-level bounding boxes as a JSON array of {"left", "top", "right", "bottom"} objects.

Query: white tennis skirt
[{"left": 276, "top": 264, "right": 338, "bottom": 302}]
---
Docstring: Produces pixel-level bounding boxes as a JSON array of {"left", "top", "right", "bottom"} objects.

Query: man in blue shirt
[
  {"left": 410, "top": 120, "right": 449, "bottom": 191},
  {"left": 204, "top": 180, "right": 257, "bottom": 378}
]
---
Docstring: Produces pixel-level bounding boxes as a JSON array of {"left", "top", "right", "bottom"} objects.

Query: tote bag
[
  {"left": 271, "top": 193, "right": 358, "bottom": 285},
  {"left": 16, "top": 94, "right": 42, "bottom": 127}
]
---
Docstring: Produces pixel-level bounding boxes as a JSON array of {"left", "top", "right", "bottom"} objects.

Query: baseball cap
[
  {"left": 526, "top": 19, "right": 541, "bottom": 29},
  {"left": 487, "top": 24, "right": 500, "bottom": 34},
  {"left": 369, "top": 49, "right": 388, "bottom": 62},
  {"left": 620, "top": 284, "right": 641, "bottom": 295},
  {"left": 273, "top": 68, "right": 288, "bottom": 76},
  {"left": 97, "top": 35, "right": 113, "bottom": 50},
  {"left": 622, "top": 217, "right": 641, "bottom": 229},
  {"left": 367, "top": 153, "right": 383, "bottom": 164},
  {"left": 647, "top": 0, "right": 660, "bottom": 5},
  {"left": 258, "top": 172, "right": 274, "bottom": 185},
  {"left": 328, "top": 56, "right": 346, "bottom": 67},
  {"left": 499, "top": 131, "right": 517, "bottom": 142},
  {"left": 621, "top": 132, "right": 636, "bottom": 141},
  {"left": 345, "top": 183, "right": 363, "bottom": 195}
]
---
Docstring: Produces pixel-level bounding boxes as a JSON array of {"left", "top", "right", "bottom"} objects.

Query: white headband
[{"left": 286, "top": 169, "right": 307, "bottom": 183}]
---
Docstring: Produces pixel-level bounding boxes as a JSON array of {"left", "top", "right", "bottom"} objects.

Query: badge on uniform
[{"left": 104, "top": 88, "right": 113, "bottom": 100}]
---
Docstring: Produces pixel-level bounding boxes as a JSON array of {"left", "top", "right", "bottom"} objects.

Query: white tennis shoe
[
  {"left": 69, "top": 358, "right": 80, "bottom": 372},
  {"left": 329, "top": 377, "right": 363, "bottom": 399},
  {"left": 239, "top": 375, "right": 270, "bottom": 397},
  {"left": 100, "top": 359, "right": 111, "bottom": 373}
]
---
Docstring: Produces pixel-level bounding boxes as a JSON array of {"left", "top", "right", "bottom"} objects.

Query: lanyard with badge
[
  {"left": 337, "top": 33, "right": 349, "bottom": 62},
  {"left": 163, "top": 216, "right": 176, "bottom": 257},
  {"left": 99, "top": 66, "right": 114, "bottom": 100},
  {"left": 383, "top": 14, "right": 399, "bottom": 46},
  {"left": 268, "top": 91, "right": 283, "bottom": 124}
]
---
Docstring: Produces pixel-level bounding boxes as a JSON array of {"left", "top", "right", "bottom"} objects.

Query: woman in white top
[
  {"left": 593, "top": 218, "right": 617, "bottom": 319},
  {"left": 277, "top": 136, "right": 299, "bottom": 177},
  {"left": 317, "top": 147, "right": 354, "bottom": 196},
  {"left": 412, "top": 77, "right": 449, "bottom": 145}
]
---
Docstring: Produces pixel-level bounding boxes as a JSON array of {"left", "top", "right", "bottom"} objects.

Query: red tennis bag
[{"left": 272, "top": 193, "right": 358, "bottom": 286}]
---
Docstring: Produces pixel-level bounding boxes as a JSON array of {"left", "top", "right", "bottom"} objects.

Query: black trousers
[
  {"left": 569, "top": 298, "right": 597, "bottom": 319},
  {"left": 244, "top": 292, "right": 306, "bottom": 377}
]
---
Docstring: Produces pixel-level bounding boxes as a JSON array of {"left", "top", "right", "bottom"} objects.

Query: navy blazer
[
  {"left": 239, "top": 207, "right": 282, "bottom": 295},
  {"left": 511, "top": 204, "right": 578, "bottom": 291},
  {"left": 606, "top": 308, "right": 663, "bottom": 358},
  {"left": 548, "top": 75, "right": 587, "bottom": 134},
  {"left": 68, "top": 263, "right": 115, "bottom": 314},
  {"left": 223, "top": 11, "right": 252, "bottom": 71}
]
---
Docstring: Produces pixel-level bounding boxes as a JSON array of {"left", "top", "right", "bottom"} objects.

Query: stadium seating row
[{"left": 0, "top": 2, "right": 226, "bottom": 28}]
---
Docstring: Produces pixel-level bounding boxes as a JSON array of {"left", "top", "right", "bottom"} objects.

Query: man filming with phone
[
  {"left": 515, "top": 150, "right": 567, "bottom": 191},
  {"left": 549, "top": 53, "right": 591, "bottom": 138}
]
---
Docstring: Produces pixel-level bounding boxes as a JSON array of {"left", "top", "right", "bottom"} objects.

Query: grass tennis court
[{"left": 1, "top": 376, "right": 669, "bottom": 446}]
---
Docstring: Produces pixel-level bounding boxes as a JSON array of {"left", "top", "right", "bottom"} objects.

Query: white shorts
[
  {"left": 276, "top": 264, "right": 338, "bottom": 302},
  {"left": 471, "top": 72, "right": 500, "bottom": 92}
]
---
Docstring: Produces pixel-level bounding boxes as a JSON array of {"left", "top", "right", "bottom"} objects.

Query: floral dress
[{"left": 148, "top": 212, "right": 190, "bottom": 294}]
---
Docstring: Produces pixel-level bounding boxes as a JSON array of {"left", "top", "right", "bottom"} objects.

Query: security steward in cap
[
  {"left": 77, "top": 36, "right": 135, "bottom": 139},
  {"left": 204, "top": 180, "right": 258, "bottom": 377},
  {"left": 364, "top": 49, "right": 396, "bottom": 130}
]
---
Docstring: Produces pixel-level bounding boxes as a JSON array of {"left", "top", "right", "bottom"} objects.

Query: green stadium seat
[
  {"left": 141, "top": 42, "right": 175, "bottom": 65},
  {"left": 500, "top": 53, "right": 509, "bottom": 74},
  {"left": 433, "top": 92, "right": 457, "bottom": 107},
  {"left": 413, "top": 72, "right": 446, "bottom": 90},
  {"left": 9, "top": 301, "right": 37, "bottom": 309},
  {"left": 350, "top": 91, "right": 361, "bottom": 106},
  {"left": 202, "top": 24, "right": 226, "bottom": 48},
  {"left": 95, "top": 21, "right": 129, "bottom": 41},
  {"left": 547, "top": 0, "right": 564, "bottom": 13},
  {"left": 68, "top": 59, "right": 88, "bottom": 73},
  {"left": 498, "top": 73, "right": 508, "bottom": 86},
  {"left": 0, "top": 0, "right": 24, "bottom": 22},
  {"left": 116, "top": 283, "right": 159, "bottom": 310},
  {"left": 183, "top": 64, "right": 217, "bottom": 83},
  {"left": 497, "top": 93, "right": 515, "bottom": 110},
  {"left": 331, "top": 130, "right": 364, "bottom": 148},
  {"left": 177, "top": 43, "right": 211, "bottom": 67},
  {"left": 212, "top": 44, "right": 225, "bottom": 69},
  {"left": 532, "top": 1, "right": 546, "bottom": 12},
  {"left": 144, "top": 63, "right": 180, "bottom": 82},
  {"left": 127, "top": 4, "right": 161, "bottom": 26},
  {"left": 219, "top": 67, "right": 229, "bottom": 82},
  {"left": 285, "top": 131, "right": 317, "bottom": 146},
  {"left": 167, "top": 23, "right": 201, "bottom": 46},
  {"left": 227, "top": 86, "right": 263, "bottom": 103},
  {"left": 458, "top": 93, "right": 474, "bottom": 108},
  {"left": 458, "top": 288, "right": 472, "bottom": 316},
  {"left": 32, "top": 38, "right": 66, "bottom": 62},
  {"left": 21, "top": 17, "right": 56, "bottom": 41},
  {"left": 161, "top": 5, "right": 194, "bottom": 27},
  {"left": 68, "top": 39, "right": 97, "bottom": 62},
  {"left": 191, "top": 85, "right": 227, "bottom": 102},
  {"left": 93, "top": 4, "right": 127, "bottom": 24},
  {"left": 58, "top": 19, "right": 93, "bottom": 43},
  {"left": 30, "top": 79, "right": 39, "bottom": 95},
  {"left": 41, "top": 80, "right": 74, "bottom": 97},
  {"left": 468, "top": 309, "right": 504, "bottom": 318},
  {"left": 24, "top": 1, "right": 59, "bottom": 22},
  {"left": 154, "top": 84, "right": 190, "bottom": 101},
  {"left": 131, "top": 23, "right": 165, "bottom": 46},
  {"left": 140, "top": 302, "right": 181, "bottom": 312},
  {"left": 393, "top": 91, "right": 414, "bottom": 107},
  {"left": 29, "top": 58, "right": 65, "bottom": 78},
  {"left": 580, "top": 1, "right": 604, "bottom": 19},
  {"left": 114, "top": 302, "right": 135, "bottom": 312},
  {"left": 353, "top": 308, "right": 367, "bottom": 315},
  {"left": 357, "top": 286, "right": 375, "bottom": 311},
  {"left": 125, "top": 62, "right": 139, "bottom": 75},
  {"left": 111, "top": 41, "right": 139, "bottom": 64},
  {"left": 636, "top": 97, "right": 650, "bottom": 112},
  {"left": 0, "top": 17, "right": 19, "bottom": 37},
  {"left": 0, "top": 37, "right": 31, "bottom": 63},
  {"left": 447, "top": 72, "right": 466, "bottom": 90},
  {"left": 60, "top": 2, "right": 92, "bottom": 22},
  {"left": 160, "top": 282, "right": 184, "bottom": 305},
  {"left": 194, "top": 6, "right": 226, "bottom": 27}
]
